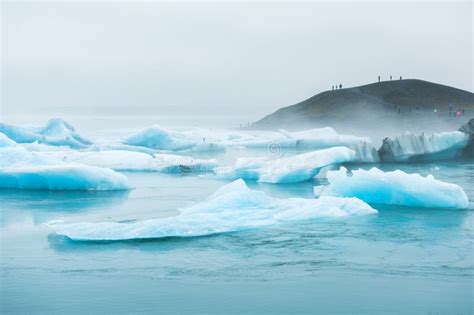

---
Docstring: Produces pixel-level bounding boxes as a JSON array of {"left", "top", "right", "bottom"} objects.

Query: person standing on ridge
[
  {"left": 339, "top": 84, "right": 342, "bottom": 89},
  {"left": 378, "top": 76, "right": 381, "bottom": 82}
]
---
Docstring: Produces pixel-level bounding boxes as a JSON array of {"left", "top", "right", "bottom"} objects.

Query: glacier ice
[
  {"left": 12, "top": 148, "right": 218, "bottom": 173},
  {"left": 124, "top": 125, "right": 194, "bottom": 150},
  {"left": 378, "top": 131, "right": 469, "bottom": 162},
  {"left": 0, "top": 133, "right": 16, "bottom": 147},
  {"left": 0, "top": 119, "right": 91, "bottom": 149},
  {"left": 277, "top": 128, "right": 370, "bottom": 149},
  {"left": 0, "top": 147, "right": 131, "bottom": 191},
  {"left": 315, "top": 167, "right": 469, "bottom": 209},
  {"left": 49, "top": 179, "right": 377, "bottom": 241},
  {"left": 124, "top": 125, "right": 224, "bottom": 152},
  {"left": 213, "top": 147, "right": 358, "bottom": 183},
  {"left": 123, "top": 125, "right": 376, "bottom": 158},
  {"left": 38, "top": 150, "right": 218, "bottom": 173}
]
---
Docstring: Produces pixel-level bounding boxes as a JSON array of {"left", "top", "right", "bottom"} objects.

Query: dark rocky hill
[{"left": 252, "top": 79, "right": 474, "bottom": 134}]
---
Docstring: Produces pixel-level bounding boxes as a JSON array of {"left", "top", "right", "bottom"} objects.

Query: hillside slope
[{"left": 253, "top": 79, "right": 474, "bottom": 133}]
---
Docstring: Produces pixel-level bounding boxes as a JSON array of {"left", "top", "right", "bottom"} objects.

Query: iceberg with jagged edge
[
  {"left": 0, "top": 147, "right": 131, "bottom": 191},
  {"left": 315, "top": 167, "right": 469, "bottom": 209},
  {"left": 378, "top": 131, "right": 469, "bottom": 162},
  {"left": 0, "top": 119, "right": 91, "bottom": 149},
  {"left": 48, "top": 179, "right": 377, "bottom": 241},
  {"left": 213, "top": 146, "right": 358, "bottom": 183}
]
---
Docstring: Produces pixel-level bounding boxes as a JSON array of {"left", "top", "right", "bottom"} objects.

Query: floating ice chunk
[
  {"left": 259, "top": 147, "right": 357, "bottom": 183},
  {"left": 0, "top": 119, "right": 91, "bottom": 149},
  {"left": 214, "top": 147, "right": 357, "bottom": 183},
  {"left": 0, "top": 133, "right": 16, "bottom": 147},
  {"left": 124, "top": 125, "right": 225, "bottom": 152},
  {"left": 0, "top": 147, "right": 130, "bottom": 191},
  {"left": 378, "top": 131, "right": 469, "bottom": 162},
  {"left": 124, "top": 125, "right": 194, "bottom": 150},
  {"left": 0, "top": 164, "right": 131, "bottom": 191},
  {"left": 316, "top": 167, "right": 469, "bottom": 209},
  {"left": 49, "top": 179, "right": 376, "bottom": 241},
  {"left": 213, "top": 157, "right": 268, "bottom": 180},
  {"left": 177, "top": 142, "right": 225, "bottom": 153},
  {"left": 278, "top": 127, "right": 370, "bottom": 149},
  {"left": 23, "top": 150, "right": 218, "bottom": 173}
]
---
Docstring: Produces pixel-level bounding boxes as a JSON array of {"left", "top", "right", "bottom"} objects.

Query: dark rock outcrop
[{"left": 459, "top": 119, "right": 474, "bottom": 158}]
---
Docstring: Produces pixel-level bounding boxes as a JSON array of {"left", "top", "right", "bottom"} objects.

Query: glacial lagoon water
[
  {"left": 0, "top": 116, "right": 473, "bottom": 313},
  {"left": 1, "top": 161, "right": 473, "bottom": 313}
]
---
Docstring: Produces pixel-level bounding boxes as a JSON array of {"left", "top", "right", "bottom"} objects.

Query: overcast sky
[{"left": 1, "top": 1, "right": 472, "bottom": 119}]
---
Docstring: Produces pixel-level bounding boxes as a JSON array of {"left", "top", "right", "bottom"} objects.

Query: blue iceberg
[
  {"left": 124, "top": 125, "right": 225, "bottom": 152},
  {"left": 0, "top": 147, "right": 131, "bottom": 191},
  {"left": 0, "top": 119, "right": 91, "bottom": 149},
  {"left": 214, "top": 146, "right": 358, "bottom": 183},
  {"left": 315, "top": 167, "right": 469, "bottom": 209},
  {"left": 48, "top": 179, "right": 377, "bottom": 241}
]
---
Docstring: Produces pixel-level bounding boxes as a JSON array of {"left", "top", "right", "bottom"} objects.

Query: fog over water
[{"left": 1, "top": 1, "right": 472, "bottom": 126}]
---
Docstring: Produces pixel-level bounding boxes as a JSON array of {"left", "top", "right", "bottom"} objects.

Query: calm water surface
[
  {"left": 0, "top": 117, "right": 473, "bottom": 313},
  {"left": 1, "top": 161, "right": 473, "bottom": 314}
]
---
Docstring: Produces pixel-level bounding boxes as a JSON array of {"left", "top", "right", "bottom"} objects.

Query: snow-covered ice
[
  {"left": 0, "top": 119, "right": 91, "bottom": 149},
  {"left": 214, "top": 147, "right": 358, "bottom": 183},
  {"left": 378, "top": 131, "right": 469, "bottom": 162},
  {"left": 49, "top": 179, "right": 377, "bottom": 241},
  {"left": 0, "top": 147, "right": 131, "bottom": 191},
  {"left": 315, "top": 167, "right": 469, "bottom": 209}
]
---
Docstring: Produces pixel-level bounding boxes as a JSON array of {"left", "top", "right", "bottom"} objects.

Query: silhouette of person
[
  {"left": 339, "top": 84, "right": 342, "bottom": 89},
  {"left": 390, "top": 75, "right": 392, "bottom": 80},
  {"left": 400, "top": 76, "right": 402, "bottom": 80},
  {"left": 378, "top": 76, "right": 380, "bottom": 82}
]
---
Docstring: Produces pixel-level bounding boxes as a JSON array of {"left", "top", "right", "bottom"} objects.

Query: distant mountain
[{"left": 252, "top": 79, "right": 474, "bottom": 133}]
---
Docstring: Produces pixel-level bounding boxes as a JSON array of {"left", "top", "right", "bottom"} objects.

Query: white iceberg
[
  {"left": 214, "top": 147, "right": 358, "bottom": 183},
  {"left": 378, "top": 131, "right": 469, "bottom": 162},
  {"left": 277, "top": 128, "right": 370, "bottom": 149},
  {"left": 49, "top": 179, "right": 377, "bottom": 241},
  {"left": 20, "top": 150, "right": 218, "bottom": 173},
  {"left": 315, "top": 167, "right": 469, "bottom": 209},
  {"left": 0, "top": 119, "right": 91, "bottom": 149},
  {"left": 0, "top": 147, "right": 131, "bottom": 191}
]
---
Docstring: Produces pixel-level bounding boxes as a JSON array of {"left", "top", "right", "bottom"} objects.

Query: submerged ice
[
  {"left": 0, "top": 147, "right": 131, "bottom": 191},
  {"left": 49, "top": 179, "right": 377, "bottom": 241},
  {"left": 214, "top": 147, "right": 358, "bottom": 183},
  {"left": 315, "top": 167, "right": 469, "bottom": 209}
]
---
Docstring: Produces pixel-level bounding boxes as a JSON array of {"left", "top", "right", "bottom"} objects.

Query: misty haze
[{"left": 1, "top": 1, "right": 473, "bottom": 314}]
